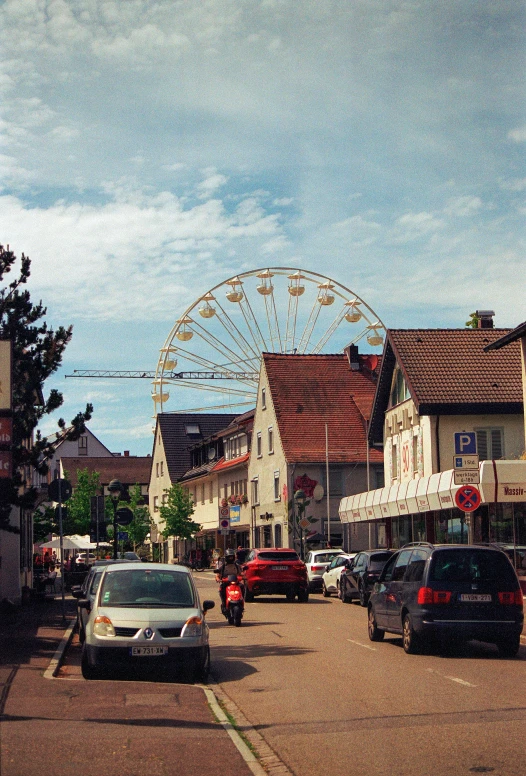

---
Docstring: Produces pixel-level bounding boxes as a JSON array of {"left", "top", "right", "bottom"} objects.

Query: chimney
[
  {"left": 476, "top": 310, "right": 495, "bottom": 329},
  {"left": 124, "top": 450, "right": 130, "bottom": 457},
  {"left": 344, "top": 344, "right": 360, "bottom": 371}
]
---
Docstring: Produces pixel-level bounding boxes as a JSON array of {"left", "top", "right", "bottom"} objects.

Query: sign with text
[
  {"left": 229, "top": 505, "right": 241, "bottom": 524},
  {"left": 454, "top": 470, "right": 480, "bottom": 485},
  {"left": 454, "top": 454, "right": 479, "bottom": 470},
  {"left": 0, "top": 451, "right": 12, "bottom": 478},
  {"left": 0, "top": 340, "right": 12, "bottom": 411},
  {"left": 454, "top": 432, "right": 477, "bottom": 455},
  {"left": 0, "top": 417, "right": 12, "bottom": 446}
]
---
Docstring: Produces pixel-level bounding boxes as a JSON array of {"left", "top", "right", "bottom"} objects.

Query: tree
[
  {"left": 63, "top": 468, "right": 102, "bottom": 536},
  {"left": 159, "top": 483, "right": 200, "bottom": 540},
  {"left": 465, "top": 312, "right": 479, "bottom": 329},
  {"left": 126, "top": 484, "right": 152, "bottom": 550},
  {"left": 0, "top": 245, "right": 93, "bottom": 530}
]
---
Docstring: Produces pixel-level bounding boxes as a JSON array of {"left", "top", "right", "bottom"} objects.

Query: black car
[
  {"left": 340, "top": 550, "right": 394, "bottom": 606},
  {"left": 368, "top": 543, "right": 524, "bottom": 656}
]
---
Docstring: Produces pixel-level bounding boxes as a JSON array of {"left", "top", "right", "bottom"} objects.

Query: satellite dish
[
  {"left": 208, "top": 447, "right": 216, "bottom": 460},
  {"left": 313, "top": 484, "right": 325, "bottom": 502}
]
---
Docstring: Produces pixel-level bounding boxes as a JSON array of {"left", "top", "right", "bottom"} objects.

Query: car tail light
[
  {"left": 498, "top": 590, "right": 523, "bottom": 606},
  {"left": 417, "top": 587, "right": 452, "bottom": 605},
  {"left": 311, "top": 565, "right": 325, "bottom": 572}
]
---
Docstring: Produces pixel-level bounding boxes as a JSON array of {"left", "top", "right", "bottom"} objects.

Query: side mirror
[
  {"left": 71, "top": 586, "right": 83, "bottom": 599},
  {"left": 78, "top": 598, "right": 91, "bottom": 610},
  {"left": 202, "top": 600, "right": 215, "bottom": 613}
]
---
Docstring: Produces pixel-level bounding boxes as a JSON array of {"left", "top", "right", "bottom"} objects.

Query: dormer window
[
  {"left": 185, "top": 423, "right": 201, "bottom": 436},
  {"left": 389, "top": 366, "right": 410, "bottom": 408}
]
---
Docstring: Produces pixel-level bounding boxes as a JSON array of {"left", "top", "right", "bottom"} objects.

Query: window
[
  {"left": 475, "top": 428, "right": 504, "bottom": 460},
  {"left": 78, "top": 435, "right": 88, "bottom": 455},
  {"left": 274, "top": 471, "right": 280, "bottom": 501},
  {"left": 153, "top": 496, "right": 159, "bottom": 513},
  {"left": 375, "top": 469, "right": 385, "bottom": 489},
  {"left": 156, "top": 462, "right": 160, "bottom": 477},
  {"left": 412, "top": 434, "right": 419, "bottom": 474},
  {"left": 185, "top": 423, "right": 201, "bottom": 435},
  {"left": 261, "top": 387, "right": 266, "bottom": 409},
  {"left": 257, "top": 432, "right": 262, "bottom": 457},
  {"left": 200, "top": 484, "right": 205, "bottom": 505},
  {"left": 251, "top": 478, "right": 259, "bottom": 505},
  {"left": 321, "top": 467, "right": 343, "bottom": 496},
  {"left": 404, "top": 549, "right": 428, "bottom": 582},
  {"left": 391, "top": 549, "right": 413, "bottom": 581},
  {"left": 209, "top": 482, "right": 213, "bottom": 503},
  {"left": 268, "top": 427, "right": 274, "bottom": 454},
  {"left": 389, "top": 366, "right": 411, "bottom": 408},
  {"left": 274, "top": 523, "right": 282, "bottom": 547}
]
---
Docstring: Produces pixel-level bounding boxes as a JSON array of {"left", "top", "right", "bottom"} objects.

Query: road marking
[
  {"left": 347, "top": 639, "right": 377, "bottom": 651},
  {"left": 426, "top": 668, "right": 477, "bottom": 687}
]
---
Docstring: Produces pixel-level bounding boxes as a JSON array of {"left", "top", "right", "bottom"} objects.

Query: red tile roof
[
  {"left": 212, "top": 452, "right": 250, "bottom": 472},
  {"left": 389, "top": 329, "right": 523, "bottom": 407},
  {"left": 263, "top": 353, "right": 382, "bottom": 464},
  {"left": 62, "top": 457, "right": 152, "bottom": 488}
]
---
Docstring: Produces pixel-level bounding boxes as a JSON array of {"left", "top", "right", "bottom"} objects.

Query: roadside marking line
[
  {"left": 426, "top": 668, "right": 477, "bottom": 688},
  {"left": 44, "top": 619, "right": 76, "bottom": 679},
  {"left": 202, "top": 687, "right": 268, "bottom": 776},
  {"left": 347, "top": 639, "right": 377, "bottom": 651}
]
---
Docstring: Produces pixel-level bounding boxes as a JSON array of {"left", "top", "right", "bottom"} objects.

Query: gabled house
[
  {"left": 339, "top": 326, "right": 526, "bottom": 570},
  {"left": 33, "top": 426, "right": 114, "bottom": 493},
  {"left": 60, "top": 453, "right": 151, "bottom": 503},
  {"left": 149, "top": 413, "right": 237, "bottom": 561},
  {"left": 249, "top": 348, "right": 383, "bottom": 554}
]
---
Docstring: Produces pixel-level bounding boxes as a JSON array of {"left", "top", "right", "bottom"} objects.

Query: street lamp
[
  {"left": 108, "top": 479, "right": 123, "bottom": 560},
  {"left": 294, "top": 489, "right": 306, "bottom": 559}
]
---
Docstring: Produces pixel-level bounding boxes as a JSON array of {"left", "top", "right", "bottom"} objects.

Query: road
[{"left": 195, "top": 573, "right": 526, "bottom": 776}]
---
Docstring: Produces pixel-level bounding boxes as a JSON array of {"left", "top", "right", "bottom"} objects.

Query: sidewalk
[{"left": 0, "top": 596, "right": 256, "bottom": 776}]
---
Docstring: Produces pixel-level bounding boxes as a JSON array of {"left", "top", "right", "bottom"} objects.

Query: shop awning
[{"left": 339, "top": 460, "right": 526, "bottom": 523}]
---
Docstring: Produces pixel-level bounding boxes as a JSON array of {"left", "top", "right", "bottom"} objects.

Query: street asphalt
[{"left": 0, "top": 592, "right": 256, "bottom": 776}]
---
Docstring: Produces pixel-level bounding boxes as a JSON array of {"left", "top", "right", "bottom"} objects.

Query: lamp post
[
  {"left": 294, "top": 489, "right": 306, "bottom": 559},
  {"left": 108, "top": 479, "right": 123, "bottom": 560}
]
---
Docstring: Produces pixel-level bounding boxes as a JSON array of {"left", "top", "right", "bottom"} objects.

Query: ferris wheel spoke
[
  {"left": 285, "top": 290, "right": 300, "bottom": 353},
  {"left": 297, "top": 297, "right": 323, "bottom": 354},
  {"left": 263, "top": 288, "right": 283, "bottom": 353},
  {"left": 210, "top": 299, "right": 263, "bottom": 364},
  {"left": 172, "top": 399, "right": 256, "bottom": 414},
  {"left": 164, "top": 380, "right": 256, "bottom": 398},
  {"left": 162, "top": 345, "right": 257, "bottom": 388},
  {"left": 311, "top": 307, "right": 348, "bottom": 353},
  {"left": 238, "top": 295, "right": 269, "bottom": 354},
  {"left": 185, "top": 320, "right": 260, "bottom": 376}
]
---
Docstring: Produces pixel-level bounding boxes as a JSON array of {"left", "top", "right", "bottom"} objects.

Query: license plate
[
  {"left": 459, "top": 594, "right": 492, "bottom": 603},
  {"left": 271, "top": 565, "right": 288, "bottom": 571},
  {"left": 130, "top": 646, "right": 168, "bottom": 656}
]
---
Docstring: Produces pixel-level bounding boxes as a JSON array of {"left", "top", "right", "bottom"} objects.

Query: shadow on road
[
  {"left": 382, "top": 636, "right": 524, "bottom": 660},
  {"left": 210, "top": 642, "right": 316, "bottom": 682}
]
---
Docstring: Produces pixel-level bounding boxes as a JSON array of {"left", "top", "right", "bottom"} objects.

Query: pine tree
[{"left": 0, "top": 245, "right": 93, "bottom": 530}]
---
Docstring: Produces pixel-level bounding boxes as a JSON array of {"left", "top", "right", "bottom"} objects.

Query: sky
[{"left": 1, "top": 0, "right": 525, "bottom": 457}]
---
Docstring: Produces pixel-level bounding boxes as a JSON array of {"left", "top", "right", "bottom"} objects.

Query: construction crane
[{"left": 66, "top": 370, "right": 259, "bottom": 380}]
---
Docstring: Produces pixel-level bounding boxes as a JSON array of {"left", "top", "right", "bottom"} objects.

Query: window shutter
[
  {"left": 476, "top": 430, "right": 488, "bottom": 461},
  {"left": 490, "top": 429, "right": 503, "bottom": 459}
]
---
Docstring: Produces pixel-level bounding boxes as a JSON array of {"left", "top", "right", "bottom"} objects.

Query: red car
[{"left": 242, "top": 548, "right": 309, "bottom": 602}]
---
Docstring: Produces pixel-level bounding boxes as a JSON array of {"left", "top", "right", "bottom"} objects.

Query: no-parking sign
[
  {"left": 454, "top": 485, "right": 481, "bottom": 512},
  {"left": 220, "top": 517, "right": 230, "bottom": 530}
]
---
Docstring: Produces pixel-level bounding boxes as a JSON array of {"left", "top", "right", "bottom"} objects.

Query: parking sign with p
[{"left": 454, "top": 432, "right": 477, "bottom": 455}]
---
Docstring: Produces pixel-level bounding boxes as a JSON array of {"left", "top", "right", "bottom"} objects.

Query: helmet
[{"left": 225, "top": 548, "right": 236, "bottom": 560}]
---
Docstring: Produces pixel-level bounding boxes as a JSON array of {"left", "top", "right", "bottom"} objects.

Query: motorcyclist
[{"left": 215, "top": 548, "right": 244, "bottom": 609}]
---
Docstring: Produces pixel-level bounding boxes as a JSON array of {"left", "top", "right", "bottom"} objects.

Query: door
[{"left": 386, "top": 549, "right": 413, "bottom": 630}]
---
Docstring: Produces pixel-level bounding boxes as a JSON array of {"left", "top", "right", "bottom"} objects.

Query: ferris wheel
[{"left": 153, "top": 267, "right": 385, "bottom": 414}]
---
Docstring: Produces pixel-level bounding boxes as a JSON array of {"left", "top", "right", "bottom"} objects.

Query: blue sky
[{"left": 1, "top": 0, "right": 525, "bottom": 456}]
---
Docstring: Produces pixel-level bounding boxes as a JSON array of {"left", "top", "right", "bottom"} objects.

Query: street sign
[
  {"left": 115, "top": 507, "right": 134, "bottom": 526},
  {"left": 220, "top": 518, "right": 230, "bottom": 530},
  {"left": 220, "top": 506, "right": 229, "bottom": 518},
  {"left": 117, "top": 531, "right": 128, "bottom": 541},
  {"left": 299, "top": 517, "right": 310, "bottom": 530},
  {"left": 220, "top": 529, "right": 230, "bottom": 536},
  {"left": 454, "top": 485, "right": 481, "bottom": 512},
  {"left": 454, "top": 470, "right": 480, "bottom": 485},
  {"left": 48, "top": 478, "right": 72, "bottom": 503},
  {"left": 453, "top": 454, "right": 479, "bottom": 470},
  {"left": 454, "top": 432, "right": 477, "bottom": 455}
]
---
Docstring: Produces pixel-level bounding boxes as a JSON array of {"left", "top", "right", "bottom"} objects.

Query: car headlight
[
  {"left": 93, "top": 615, "right": 116, "bottom": 637},
  {"left": 181, "top": 616, "right": 203, "bottom": 638}
]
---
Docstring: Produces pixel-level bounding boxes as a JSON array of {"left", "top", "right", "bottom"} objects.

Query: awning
[{"left": 339, "top": 460, "right": 526, "bottom": 523}]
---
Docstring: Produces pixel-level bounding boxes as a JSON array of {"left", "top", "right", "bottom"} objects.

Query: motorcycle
[{"left": 220, "top": 574, "right": 245, "bottom": 627}]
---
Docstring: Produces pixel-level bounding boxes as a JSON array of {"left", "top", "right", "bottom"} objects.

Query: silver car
[{"left": 79, "top": 562, "right": 215, "bottom": 681}]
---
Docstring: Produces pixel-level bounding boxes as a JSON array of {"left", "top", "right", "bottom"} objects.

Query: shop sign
[
  {"left": 497, "top": 484, "right": 526, "bottom": 502},
  {"left": 229, "top": 505, "right": 241, "bottom": 524},
  {"left": 416, "top": 495, "right": 430, "bottom": 512},
  {"left": 0, "top": 340, "right": 12, "bottom": 411},
  {"left": 0, "top": 417, "right": 12, "bottom": 446},
  {"left": 0, "top": 451, "right": 12, "bottom": 478}
]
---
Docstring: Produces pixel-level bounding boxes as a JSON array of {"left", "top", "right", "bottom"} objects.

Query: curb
[
  {"left": 43, "top": 618, "right": 76, "bottom": 680},
  {"left": 206, "top": 679, "right": 294, "bottom": 776}
]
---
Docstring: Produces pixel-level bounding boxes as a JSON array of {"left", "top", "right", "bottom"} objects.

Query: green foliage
[
  {"left": 0, "top": 245, "right": 93, "bottom": 530},
  {"left": 33, "top": 505, "right": 55, "bottom": 543},
  {"left": 465, "top": 312, "right": 479, "bottom": 329},
  {"left": 63, "top": 468, "right": 102, "bottom": 535},
  {"left": 159, "top": 483, "right": 200, "bottom": 540},
  {"left": 126, "top": 484, "right": 152, "bottom": 549}
]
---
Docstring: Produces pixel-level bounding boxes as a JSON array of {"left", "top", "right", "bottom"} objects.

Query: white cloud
[
  {"left": 508, "top": 126, "right": 526, "bottom": 143},
  {"left": 443, "top": 196, "right": 483, "bottom": 217},
  {"left": 389, "top": 211, "right": 445, "bottom": 243},
  {"left": 196, "top": 172, "right": 228, "bottom": 199}
]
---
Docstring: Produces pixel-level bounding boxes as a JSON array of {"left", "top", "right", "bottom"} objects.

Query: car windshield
[
  {"left": 313, "top": 552, "right": 341, "bottom": 564},
  {"left": 430, "top": 550, "right": 518, "bottom": 585},
  {"left": 369, "top": 553, "right": 393, "bottom": 570},
  {"left": 99, "top": 569, "right": 195, "bottom": 607},
  {"left": 257, "top": 552, "right": 299, "bottom": 561}
]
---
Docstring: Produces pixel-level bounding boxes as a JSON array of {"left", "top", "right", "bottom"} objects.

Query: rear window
[
  {"left": 312, "top": 552, "right": 341, "bottom": 564},
  {"left": 430, "top": 549, "right": 518, "bottom": 586},
  {"left": 257, "top": 552, "right": 299, "bottom": 561},
  {"left": 369, "top": 553, "right": 393, "bottom": 571}
]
